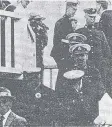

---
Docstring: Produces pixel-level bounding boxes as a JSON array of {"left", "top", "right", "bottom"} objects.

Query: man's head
[
  {"left": 70, "top": 44, "right": 91, "bottom": 69},
  {"left": 29, "top": 13, "right": 45, "bottom": 21},
  {"left": 28, "top": 13, "right": 46, "bottom": 28},
  {"left": 84, "top": 8, "right": 97, "bottom": 25},
  {"left": 0, "top": 87, "right": 15, "bottom": 115},
  {"left": 65, "top": 0, "right": 79, "bottom": 17},
  {"left": 96, "top": 0, "right": 110, "bottom": 14},
  {"left": 70, "top": 17, "right": 78, "bottom": 31}
]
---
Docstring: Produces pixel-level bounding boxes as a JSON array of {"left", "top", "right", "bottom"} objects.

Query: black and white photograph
[{"left": 0, "top": 0, "right": 112, "bottom": 126}]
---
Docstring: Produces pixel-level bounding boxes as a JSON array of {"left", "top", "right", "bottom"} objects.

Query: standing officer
[
  {"left": 75, "top": 8, "right": 111, "bottom": 86},
  {"left": 50, "top": 0, "right": 79, "bottom": 91},
  {"left": 52, "top": 43, "right": 105, "bottom": 126},
  {"left": 50, "top": 0, "right": 79, "bottom": 69},
  {"left": 96, "top": 0, "right": 112, "bottom": 53}
]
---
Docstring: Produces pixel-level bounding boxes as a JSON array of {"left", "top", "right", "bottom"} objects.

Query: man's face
[
  {"left": 21, "top": 0, "right": 30, "bottom": 8},
  {"left": 73, "top": 53, "right": 88, "bottom": 68},
  {"left": 66, "top": 2, "right": 78, "bottom": 17},
  {"left": 0, "top": 98, "right": 12, "bottom": 115},
  {"left": 71, "top": 20, "right": 77, "bottom": 31},
  {"left": 85, "top": 14, "right": 96, "bottom": 25}
]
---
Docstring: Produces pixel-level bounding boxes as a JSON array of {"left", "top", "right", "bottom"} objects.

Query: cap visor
[{"left": 63, "top": 70, "right": 84, "bottom": 79}]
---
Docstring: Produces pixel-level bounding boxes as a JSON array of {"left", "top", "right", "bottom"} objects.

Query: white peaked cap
[{"left": 64, "top": 70, "right": 84, "bottom": 79}]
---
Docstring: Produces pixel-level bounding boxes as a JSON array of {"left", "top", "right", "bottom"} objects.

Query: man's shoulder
[
  {"left": 87, "top": 61, "right": 100, "bottom": 75},
  {"left": 102, "top": 10, "right": 112, "bottom": 16},
  {"left": 75, "top": 27, "right": 87, "bottom": 36},
  {"left": 55, "top": 16, "right": 68, "bottom": 27},
  {"left": 75, "top": 27, "right": 85, "bottom": 32},
  {"left": 92, "top": 26, "right": 105, "bottom": 36},
  {"left": 36, "top": 84, "right": 55, "bottom": 96},
  {"left": 12, "top": 112, "right": 27, "bottom": 122}
]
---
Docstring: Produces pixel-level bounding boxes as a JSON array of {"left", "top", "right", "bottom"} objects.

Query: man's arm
[
  {"left": 53, "top": 21, "right": 63, "bottom": 46},
  {"left": 51, "top": 21, "right": 71, "bottom": 68},
  {"left": 101, "top": 31, "right": 111, "bottom": 58}
]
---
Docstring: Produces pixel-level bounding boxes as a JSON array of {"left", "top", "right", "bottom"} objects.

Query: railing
[
  {"left": 0, "top": 10, "right": 40, "bottom": 75},
  {"left": 0, "top": 10, "right": 21, "bottom": 73},
  {"left": 43, "top": 65, "right": 58, "bottom": 90}
]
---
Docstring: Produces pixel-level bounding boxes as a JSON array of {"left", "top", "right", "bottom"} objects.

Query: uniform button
[
  {"left": 73, "top": 100, "right": 75, "bottom": 103},
  {"left": 89, "top": 80, "right": 91, "bottom": 83},
  {"left": 90, "top": 35, "right": 92, "bottom": 37},
  {"left": 59, "top": 103, "right": 62, "bottom": 106},
  {"left": 92, "top": 52, "right": 93, "bottom": 53},
  {"left": 81, "top": 99, "right": 83, "bottom": 102}
]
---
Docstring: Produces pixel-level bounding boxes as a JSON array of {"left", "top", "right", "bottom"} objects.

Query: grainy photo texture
[{"left": 0, "top": 0, "right": 112, "bottom": 127}]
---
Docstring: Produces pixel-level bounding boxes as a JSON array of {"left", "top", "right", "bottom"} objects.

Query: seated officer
[
  {"left": 50, "top": 0, "right": 79, "bottom": 69},
  {"left": 52, "top": 43, "right": 105, "bottom": 126},
  {"left": 54, "top": 33, "right": 87, "bottom": 91}
]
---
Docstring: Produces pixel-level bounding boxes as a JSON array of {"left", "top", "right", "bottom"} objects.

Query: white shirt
[{"left": 3, "top": 109, "right": 11, "bottom": 127}]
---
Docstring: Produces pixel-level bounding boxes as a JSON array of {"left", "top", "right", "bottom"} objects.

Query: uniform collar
[
  {"left": 73, "top": 79, "right": 83, "bottom": 93},
  {"left": 3, "top": 109, "right": 11, "bottom": 120},
  {"left": 63, "top": 14, "right": 72, "bottom": 21},
  {"left": 2, "top": 109, "right": 11, "bottom": 126},
  {"left": 84, "top": 24, "right": 95, "bottom": 29}
]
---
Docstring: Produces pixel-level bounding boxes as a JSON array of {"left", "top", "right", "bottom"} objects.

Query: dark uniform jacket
[
  {"left": 99, "top": 10, "right": 112, "bottom": 53},
  {"left": 52, "top": 63, "right": 105, "bottom": 126},
  {"left": 75, "top": 25, "right": 111, "bottom": 63},
  {"left": 50, "top": 15, "right": 75, "bottom": 91},
  {"left": 50, "top": 15, "right": 74, "bottom": 70},
  {"left": 75, "top": 26, "right": 111, "bottom": 85}
]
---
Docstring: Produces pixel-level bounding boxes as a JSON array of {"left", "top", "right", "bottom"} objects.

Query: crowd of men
[
  {"left": 0, "top": 0, "right": 112, "bottom": 126},
  {"left": 50, "top": 0, "right": 112, "bottom": 126}
]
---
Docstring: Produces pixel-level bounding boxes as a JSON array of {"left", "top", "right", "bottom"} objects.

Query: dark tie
[{"left": 0, "top": 115, "right": 4, "bottom": 127}]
